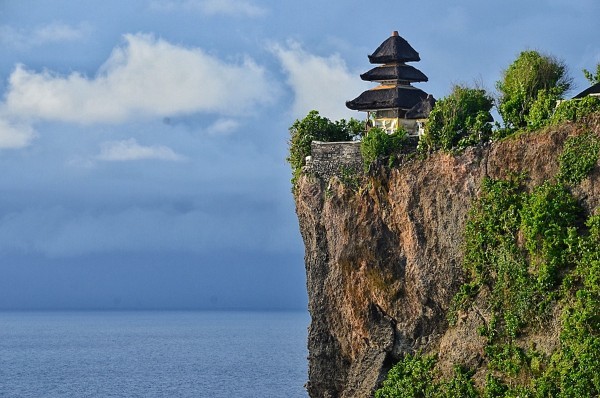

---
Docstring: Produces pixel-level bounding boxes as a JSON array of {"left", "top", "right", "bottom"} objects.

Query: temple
[
  {"left": 573, "top": 82, "right": 600, "bottom": 99},
  {"left": 346, "top": 31, "right": 435, "bottom": 136}
]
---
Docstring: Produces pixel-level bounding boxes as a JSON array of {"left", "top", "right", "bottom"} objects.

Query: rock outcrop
[{"left": 294, "top": 117, "right": 600, "bottom": 397}]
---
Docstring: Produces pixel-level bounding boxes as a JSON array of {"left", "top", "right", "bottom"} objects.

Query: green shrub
[
  {"left": 462, "top": 175, "right": 525, "bottom": 286},
  {"left": 447, "top": 281, "right": 479, "bottom": 325},
  {"left": 375, "top": 354, "right": 439, "bottom": 398},
  {"left": 525, "top": 87, "right": 562, "bottom": 130},
  {"left": 419, "top": 85, "right": 493, "bottom": 152},
  {"left": 483, "top": 374, "right": 509, "bottom": 398},
  {"left": 551, "top": 97, "right": 600, "bottom": 125},
  {"left": 376, "top": 357, "right": 478, "bottom": 398},
  {"left": 535, "top": 213, "right": 600, "bottom": 397},
  {"left": 360, "top": 127, "right": 406, "bottom": 171},
  {"left": 497, "top": 50, "right": 572, "bottom": 132},
  {"left": 519, "top": 182, "right": 582, "bottom": 289},
  {"left": 441, "top": 366, "right": 478, "bottom": 398},
  {"left": 557, "top": 130, "right": 600, "bottom": 186},
  {"left": 486, "top": 343, "right": 527, "bottom": 377},
  {"left": 338, "top": 165, "right": 360, "bottom": 190}
]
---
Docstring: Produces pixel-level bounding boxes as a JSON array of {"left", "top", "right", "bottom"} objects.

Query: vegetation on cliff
[
  {"left": 292, "top": 116, "right": 600, "bottom": 397},
  {"left": 287, "top": 110, "right": 362, "bottom": 188},
  {"left": 376, "top": 130, "right": 600, "bottom": 397},
  {"left": 418, "top": 85, "right": 494, "bottom": 153},
  {"left": 360, "top": 127, "right": 407, "bottom": 170},
  {"left": 496, "top": 51, "right": 573, "bottom": 133}
]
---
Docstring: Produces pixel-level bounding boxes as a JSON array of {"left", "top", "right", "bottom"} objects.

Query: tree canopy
[
  {"left": 496, "top": 50, "right": 572, "bottom": 131},
  {"left": 420, "top": 84, "right": 493, "bottom": 152}
]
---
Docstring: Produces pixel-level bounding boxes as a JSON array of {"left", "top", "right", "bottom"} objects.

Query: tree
[
  {"left": 528, "top": 63, "right": 600, "bottom": 130},
  {"left": 287, "top": 110, "right": 363, "bottom": 187},
  {"left": 583, "top": 63, "right": 600, "bottom": 85},
  {"left": 496, "top": 50, "right": 573, "bottom": 131},
  {"left": 419, "top": 84, "right": 493, "bottom": 152}
]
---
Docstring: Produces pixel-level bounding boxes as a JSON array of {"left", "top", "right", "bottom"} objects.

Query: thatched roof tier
[
  {"left": 360, "top": 64, "right": 428, "bottom": 83},
  {"left": 573, "top": 82, "right": 600, "bottom": 99},
  {"left": 368, "top": 31, "right": 420, "bottom": 64},
  {"left": 346, "top": 85, "right": 428, "bottom": 111},
  {"left": 405, "top": 94, "right": 436, "bottom": 119}
]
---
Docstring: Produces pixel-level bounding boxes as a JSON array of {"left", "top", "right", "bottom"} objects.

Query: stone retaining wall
[{"left": 304, "top": 141, "right": 363, "bottom": 181}]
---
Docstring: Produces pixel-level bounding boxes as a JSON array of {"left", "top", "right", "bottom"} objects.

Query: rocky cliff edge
[{"left": 294, "top": 116, "right": 600, "bottom": 398}]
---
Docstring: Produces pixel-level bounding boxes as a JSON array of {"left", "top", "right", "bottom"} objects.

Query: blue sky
[{"left": 0, "top": 0, "right": 598, "bottom": 310}]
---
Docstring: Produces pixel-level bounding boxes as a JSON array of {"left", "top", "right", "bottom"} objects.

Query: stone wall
[{"left": 304, "top": 141, "right": 363, "bottom": 181}]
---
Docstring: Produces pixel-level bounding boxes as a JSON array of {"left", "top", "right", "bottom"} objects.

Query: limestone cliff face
[{"left": 294, "top": 118, "right": 600, "bottom": 398}]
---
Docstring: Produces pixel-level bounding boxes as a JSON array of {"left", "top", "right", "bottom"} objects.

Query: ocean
[{"left": 0, "top": 311, "right": 310, "bottom": 397}]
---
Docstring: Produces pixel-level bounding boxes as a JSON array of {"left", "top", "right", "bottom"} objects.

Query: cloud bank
[
  {"left": 97, "top": 138, "right": 184, "bottom": 161},
  {"left": 0, "top": 22, "right": 90, "bottom": 49},
  {"left": 0, "top": 204, "right": 297, "bottom": 257},
  {"left": 272, "top": 41, "right": 368, "bottom": 121},
  {"left": 4, "top": 33, "right": 277, "bottom": 124},
  {"left": 0, "top": 34, "right": 371, "bottom": 150}
]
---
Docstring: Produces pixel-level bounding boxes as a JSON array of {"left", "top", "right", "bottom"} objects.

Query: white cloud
[
  {"left": 97, "top": 138, "right": 184, "bottom": 161},
  {"left": 199, "top": 0, "right": 266, "bottom": 17},
  {"left": 271, "top": 41, "right": 368, "bottom": 121},
  {"left": 149, "top": 0, "right": 266, "bottom": 17},
  {"left": 34, "top": 22, "right": 89, "bottom": 43},
  {"left": 4, "top": 33, "right": 277, "bottom": 124},
  {"left": 207, "top": 118, "right": 240, "bottom": 135},
  {"left": 0, "top": 22, "right": 90, "bottom": 49},
  {"left": 0, "top": 117, "right": 36, "bottom": 149}
]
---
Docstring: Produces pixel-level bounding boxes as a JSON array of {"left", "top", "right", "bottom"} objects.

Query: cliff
[{"left": 294, "top": 115, "right": 600, "bottom": 397}]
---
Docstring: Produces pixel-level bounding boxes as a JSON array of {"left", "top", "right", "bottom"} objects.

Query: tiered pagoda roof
[
  {"left": 367, "top": 33, "right": 420, "bottom": 63},
  {"left": 346, "top": 31, "right": 432, "bottom": 115},
  {"left": 405, "top": 94, "right": 436, "bottom": 119},
  {"left": 360, "top": 64, "right": 428, "bottom": 83},
  {"left": 347, "top": 85, "right": 428, "bottom": 111}
]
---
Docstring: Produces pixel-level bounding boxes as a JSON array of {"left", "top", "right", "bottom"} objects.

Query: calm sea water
[{"left": 0, "top": 311, "right": 309, "bottom": 397}]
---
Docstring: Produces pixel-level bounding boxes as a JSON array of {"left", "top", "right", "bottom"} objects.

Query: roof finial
[{"left": 392, "top": 31, "right": 399, "bottom": 37}]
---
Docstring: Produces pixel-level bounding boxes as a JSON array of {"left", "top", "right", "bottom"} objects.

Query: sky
[{"left": 0, "top": 0, "right": 598, "bottom": 310}]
